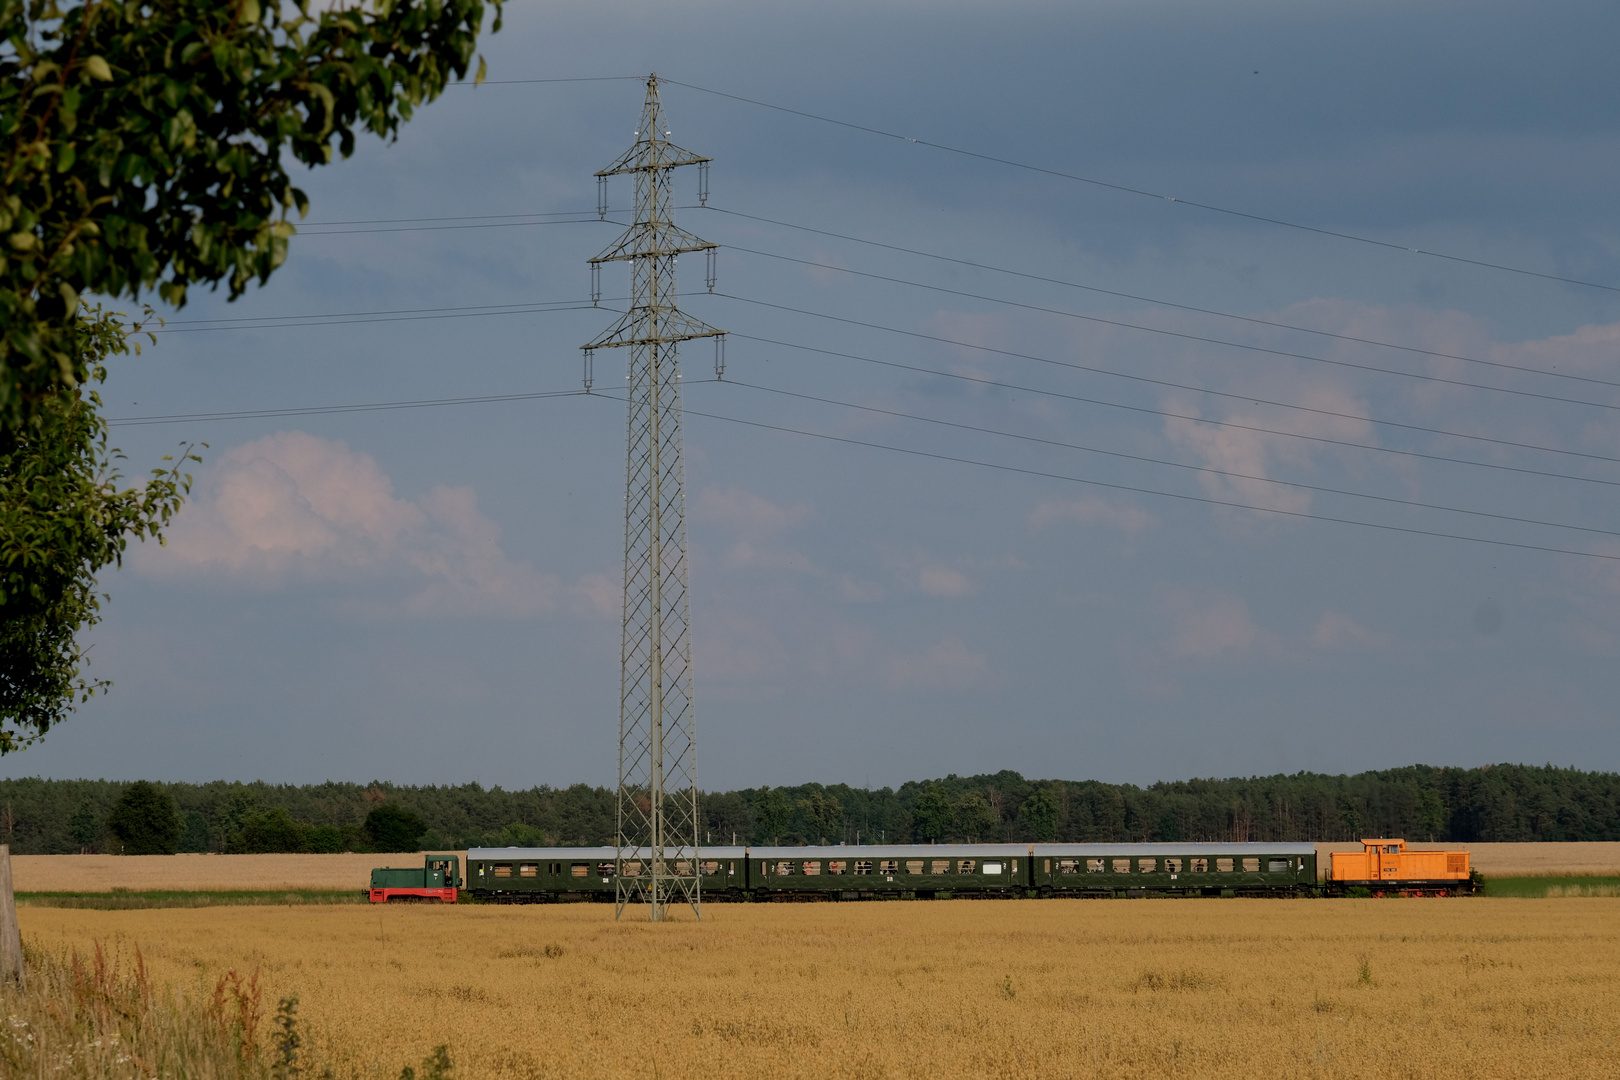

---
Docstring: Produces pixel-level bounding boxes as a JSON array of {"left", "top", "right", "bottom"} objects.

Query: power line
[
  {"left": 677, "top": 401, "right": 1620, "bottom": 564},
  {"left": 723, "top": 249, "right": 1620, "bottom": 414},
  {"left": 266, "top": 198, "right": 1620, "bottom": 394},
  {"left": 721, "top": 378, "right": 1620, "bottom": 540},
  {"left": 105, "top": 388, "right": 599, "bottom": 426},
  {"left": 720, "top": 301, "right": 1620, "bottom": 477},
  {"left": 660, "top": 78, "right": 1620, "bottom": 297},
  {"left": 151, "top": 299, "right": 619, "bottom": 333},
  {"left": 698, "top": 205, "right": 1620, "bottom": 394},
  {"left": 732, "top": 332, "right": 1620, "bottom": 490}
]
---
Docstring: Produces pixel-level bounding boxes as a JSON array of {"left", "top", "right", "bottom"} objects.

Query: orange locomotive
[{"left": 1330, "top": 839, "right": 1476, "bottom": 896}]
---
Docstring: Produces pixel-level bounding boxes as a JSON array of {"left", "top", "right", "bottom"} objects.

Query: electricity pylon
[{"left": 583, "top": 74, "right": 723, "bottom": 922}]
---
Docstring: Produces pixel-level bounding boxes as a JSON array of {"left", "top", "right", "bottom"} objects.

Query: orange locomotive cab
[{"left": 1330, "top": 839, "right": 1474, "bottom": 896}]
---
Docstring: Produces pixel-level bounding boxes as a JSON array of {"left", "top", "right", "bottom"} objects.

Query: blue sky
[{"left": 7, "top": 0, "right": 1620, "bottom": 788}]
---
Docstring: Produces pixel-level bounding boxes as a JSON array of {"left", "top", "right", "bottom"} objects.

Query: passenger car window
[
  {"left": 854, "top": 860, "right": 873, "bottom": 875},
  {"left": 1165, "top": 859, "right": 1182, "bottom": 873},
  {"left": 905, "top": 860, "right": 924, "bottom": 875},
  {"left": 1139, "top": 859, "right": 1156, "bottom": 873},
  {"left": 773, "top": 861, "right": 795, "bottom": 876},
  {"left": 1087, "top": 859, "right": 1105, "bottom": 873},
  {"left": 1242, "top": 858, "right": 1259, "bottom": 872},
  {"left": 983, "top": 862, "right": 1002, "bottom": 875},
  {"left": 571, "top": 863, "right": 589, "bottom": 878},
  {"left": 958, "top": 860, "right": 977, "bottom": 874},
  {"left": 1267, "top": 859, "right": 1290, "bottom": 873},
  {"left": 803, "top": 861, "right": 821, "bottom": 876},
  {"left": 828, "top": 861, "right": 847, "bottom": 875},
  {"left": 930, "top": 860, "right": 951, "bottom": 875},
  {"left": 493, "top": 864, "right": 512, "bottom": 878},
  {"left": 1112, "top": 859, "right": 1131, "bottom": 873},
  {"left": 1191, "top": 858, "right": 1208, "bottom": 873},
  {"left": 1216, "top": 858, "right": 1233, "bottom": 873},
  {"left": 879, "top": 860, "right": 898, "bottom": 875},
  {"left": 519, "top": 864, "right": 538, "bottom": 877}
]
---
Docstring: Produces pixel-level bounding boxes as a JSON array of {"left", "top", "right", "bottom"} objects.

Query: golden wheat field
[
  {"left": 13, "top": 842, "right": 1620, "bottom": 893},
  {"left": 16, "top": 898, "right": 1620, "bottom": 1080},
  {"left": 9, "top": 853, "right": 462, "bottom": 893}
]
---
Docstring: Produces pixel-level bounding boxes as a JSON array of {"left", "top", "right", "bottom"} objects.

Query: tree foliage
[
  {"left": 365, "top": 802, "right": 425, "bottom": 852},
  {"left": 0, "top": 306, "right": 195, "bottom": 751},
  {"left": 104, "top": 777, "right": 178, "bottom": 853},
  {"left": 1, "top": 0, "right": 501, "bottom": 740},
  {"left": 3, "top": 763, "right": 1618, "bottom": 854},
  {"left": 0, "top": 0, "right": 502, "bottom": 430}
]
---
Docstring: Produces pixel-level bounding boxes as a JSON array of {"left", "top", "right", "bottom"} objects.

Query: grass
[
  {"left": 0, "top": 940, "right": 303, "bottom": 1080},
  {"left": 17, "top": 889, "right": 367, "bottom": 910},
  {"left": 17, "top": 897, "right": 1620, "bottom": 1080},
  {"left": 1481, "top": 874, "right": 1620, "bottom": 898}
]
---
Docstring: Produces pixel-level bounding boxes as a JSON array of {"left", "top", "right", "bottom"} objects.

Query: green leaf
[{"left": 82, "top": 56, "right": 112, "bottom": 82}]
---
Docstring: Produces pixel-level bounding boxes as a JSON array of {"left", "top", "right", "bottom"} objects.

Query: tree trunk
[{"left": 0, "top": 844, "right": 22, "bottom": 989}]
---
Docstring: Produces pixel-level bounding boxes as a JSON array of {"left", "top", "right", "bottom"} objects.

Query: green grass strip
[
  {"left": 17, "top": 889, "right": 369, "bottom": 909},
  {"left": 1481, "top": 875, "right": 1620, "bottom": 898}
]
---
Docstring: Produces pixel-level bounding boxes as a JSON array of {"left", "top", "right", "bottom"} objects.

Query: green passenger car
[
  {"left": 1030, "top": 843, "right": 1317, "bottom": 897},
  {"left": 466, "top": 846, "right": 747, "bottom": 902},
  {"left": 747, "top": 845, "right": 1029, "bottom": 900}
]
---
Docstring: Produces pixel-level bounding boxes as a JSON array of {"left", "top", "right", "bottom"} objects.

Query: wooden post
[{"left": 0, "top": 844, "right": 23, "bottom": 990}]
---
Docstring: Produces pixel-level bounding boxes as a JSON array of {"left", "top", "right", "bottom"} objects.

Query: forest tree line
[{"left": 0, "top": 762, "right": 1615, "bottom": 855}]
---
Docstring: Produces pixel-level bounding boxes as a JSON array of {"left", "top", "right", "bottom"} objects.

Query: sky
[{"left": 6, "top": 0, "right": 1620, "bottom": 789}]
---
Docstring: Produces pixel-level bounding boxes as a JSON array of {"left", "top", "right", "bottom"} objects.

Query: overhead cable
[
  {"left": 720, "top": 300, "right": 1620, "bottom": 475},
  {"left": 678, "top": 403, "right": 1620, "bottom": 564},
  {"left": 723, "top": 378, "right": 1620, "bottom": 539},
  {"left": 659, "top": 78, "right": 1620, "bottom": 297},
  {"left": 723, "top": 249, "right": 1620, "bottom": 413}
]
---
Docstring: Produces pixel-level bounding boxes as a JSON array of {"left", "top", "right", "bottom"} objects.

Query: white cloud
[
  {"left": 882, "top": 635, "right": 993, "bottom": 690},
  {"left": 1158, "top": 587, "right": 1258, "bottom": 658},
  {"left": 917, "top": 566, "right": 974, "bottom": 597},
  {"left": 1029, "top": 496, "right": 1156, "bottom": 534},
  {"left": 137, "top": 431, "right": 557, "bottom": 618},
  {"left": 1312, "top": 611, "right": 1388, "bottom": 650}
]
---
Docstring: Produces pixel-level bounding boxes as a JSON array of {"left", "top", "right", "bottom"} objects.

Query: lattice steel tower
[{"left": 583, "top": 74, "right": 723, "bottom": 921}]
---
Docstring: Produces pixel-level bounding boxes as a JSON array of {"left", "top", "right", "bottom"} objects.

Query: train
[{"left": 369, "top": 837, "right": 1469, "bottom": 903}]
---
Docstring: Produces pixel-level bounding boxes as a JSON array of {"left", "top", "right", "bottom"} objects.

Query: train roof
[
  {"left": 1034, "top": 842, "right": 1317, "bottom": 856},
  {"left": 466, "top": 846, "right": 748, "bottom": 860},
  {"left": 749, "top": 844, "right": 1028, "bottom": 859}
]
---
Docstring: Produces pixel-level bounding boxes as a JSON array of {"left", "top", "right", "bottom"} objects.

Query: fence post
[{"left": 0, "top": 844, "right": 22, "bottom": 990}]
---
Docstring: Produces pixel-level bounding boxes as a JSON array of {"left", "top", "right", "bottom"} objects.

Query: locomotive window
[
  {"left": 879, "top": 860, "right": 898, "bottom": 875},
  {"left": 1112, "top": 859, "right": 1131, "bottom": 874},
  {"left": 1216, "top": 859, "right": 1233, "bottom": 873},
  {"left": 520, "top": 864, "right": 538, "bottom": 877},
  {"left": 854, "top": 861, "right": 873, "bottom": 875},
  {"left": 828, "top": 861, "right": 847, "bottom": 875},
  {"left": 1446, "top": 855, "right": 1466, "bottom": 874},
  {"left": 983, "top": 862, "right": 1003, "bottom": 875},
  {"left": 1087, "top": 859, "right": 1105, "bottom": 873},
  {"left": 931, "top": 860, "right": 951, "bottom": 875},
  {"left": 1268, "top": 859, "right": 1291, "bottom": 873},
  {"left": 958, "top": 860, "right": 976, "bottom": 874},
  {"left": 906, "top": 860, "right": 925, "bottom": 875},
  {"left": 1191, "top": 859, "right": 1209, "bottom": 873},
  {"left": 803, "top": 861, "right": 821, "bottom": 876},
  {"left": 1242, "top": 858, "right": 1260, "bottom": 873},
  {"left": 1059, "top": 860, "right": 1080, "bottom": 875},
  {"left": 1383, "top": 845, "right": 1400, "bottom": 854},
  {"left": 1165, "top": 859, "right": 1182, "bottom": 873},
  {"left": 571, "top": 864, "right": 589, "bottom": 878},
  {"left": 1139, "top": 859, "right": 1156, "bottom": 873},
  {"left": 773, "top": 861, "right": 796, "bottom": 876}
]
